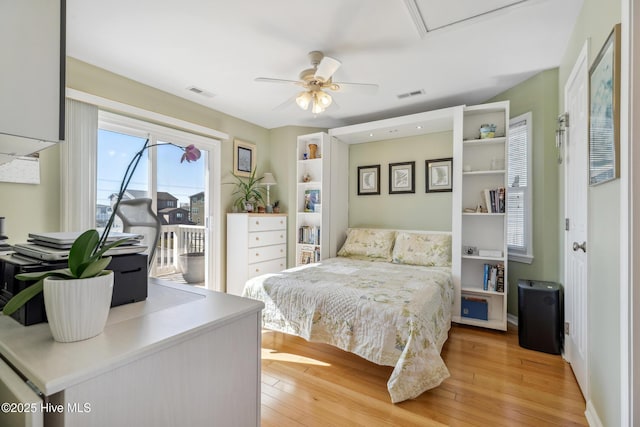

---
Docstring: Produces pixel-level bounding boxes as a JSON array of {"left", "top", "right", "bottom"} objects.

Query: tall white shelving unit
[
  {"left": 452, "top": 101, "right": 509, "bottom": 331},
  {"left": 295, "top": 132, "right": 348, "bottom": 266}
]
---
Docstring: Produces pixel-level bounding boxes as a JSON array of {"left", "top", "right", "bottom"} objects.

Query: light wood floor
[{"left": 261, "top": 323, "right": 587, "bottom": 426}]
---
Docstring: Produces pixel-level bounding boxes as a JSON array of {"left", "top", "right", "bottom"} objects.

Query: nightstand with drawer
[{"left": 226, "top": 213, "right": 287, "bottom": 296}]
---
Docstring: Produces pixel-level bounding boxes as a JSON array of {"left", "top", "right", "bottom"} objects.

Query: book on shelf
[
  {"left": 481, "top": 187, "right": 506, "bottom": 213},
  {"left": 298, "top": 245, "right": 320, "bottom": 264},
  {"left": 496, "top": 263, "right": 505, "bottom": 293},
  {"left": 298, "top": 225, "right": 321, "bottom": 245},
  {"left": 483, "top": 262, "right": 505, "bottom": 292},
  {"left": 304, "top": 189, "right": 320, "bottom": 212}
]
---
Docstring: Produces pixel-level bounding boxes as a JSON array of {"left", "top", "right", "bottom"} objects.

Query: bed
[{"left": 242, "top": 228, "right": 454, "bottom": 403}]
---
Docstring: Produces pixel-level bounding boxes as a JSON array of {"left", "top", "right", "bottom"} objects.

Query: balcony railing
[{"left": 153, "top": 224, "right": 206, "bottom": 276}]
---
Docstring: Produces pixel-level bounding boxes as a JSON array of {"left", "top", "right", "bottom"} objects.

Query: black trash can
[{"left": 518, "top": 280, "right": 563, "bottom": 354}]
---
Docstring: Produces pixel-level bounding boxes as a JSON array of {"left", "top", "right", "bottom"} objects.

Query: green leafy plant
[
  {"left": 230, "top": 168, "right": 265, "bottom": 211},
  {"left": 2, "top": 140, "right": 201, "bottom": 316}
]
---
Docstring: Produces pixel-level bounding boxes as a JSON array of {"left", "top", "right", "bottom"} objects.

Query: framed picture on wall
[
  {"left": 357, "top": 164, "right": 380, "bottom": 195},
  {"left": 389, "top": 161, "right": 415, "bottom": 194},
  {"left": 588, "top": 23, "right": 621, "bottom": 186},
  {"left": 426, "top": 157, "right": 453, "bottom": 193},
  {"left": 233, "top": 139, "right": 256, "bottom": 177}
]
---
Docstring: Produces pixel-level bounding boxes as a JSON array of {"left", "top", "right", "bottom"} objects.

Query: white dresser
[{"left": 227, "top": 213, "right": 287, "bottom": 296}]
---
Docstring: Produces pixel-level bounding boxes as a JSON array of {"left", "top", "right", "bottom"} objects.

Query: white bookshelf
[
  {"left": 452, "top": 101, "right": 509, "bottom": 331},
  {"left": 295, "top": 132, "right": 348, "bottom": 266}
]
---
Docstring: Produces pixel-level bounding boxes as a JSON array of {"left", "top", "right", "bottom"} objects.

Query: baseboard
[
  {"left": 585, "top": 400, "right": 604, "bottom": 427},
  {"left": 507, "top": 313, "right": 518, "bottom": 326}
]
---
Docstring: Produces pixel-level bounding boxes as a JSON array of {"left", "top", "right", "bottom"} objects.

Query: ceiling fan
[{"left": 255, "top": 51, "right": 378, "bottom": 114}]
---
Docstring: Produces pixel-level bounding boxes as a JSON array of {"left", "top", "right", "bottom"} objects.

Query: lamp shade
[
  {"left": 261, "top": 172, "right": 277, "bottom": 186},
  {"left": 296, "top": 91, "right": 312, "bottom": 110}
]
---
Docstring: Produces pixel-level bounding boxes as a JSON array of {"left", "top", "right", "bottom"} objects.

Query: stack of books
[
  {"left": 298, "top": 225, "right": 320, "bottom": 245},
  {"left": 481, "top": 187, "right": 506, "bottom": 213},
  {"left": 299, "top": 245, "right": 320, "bottom": 264},
  {"left": 482, "top": 262, "right": 505, "bottom": 292}
]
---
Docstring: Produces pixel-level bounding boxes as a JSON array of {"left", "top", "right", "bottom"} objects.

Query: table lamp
[{"left": 261, "top": 173, "right": 277, "bottom": 213}]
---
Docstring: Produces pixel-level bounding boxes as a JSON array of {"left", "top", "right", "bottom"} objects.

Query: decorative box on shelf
[{"left": 461, "top": 296, "right": 488, "bottom": 320}]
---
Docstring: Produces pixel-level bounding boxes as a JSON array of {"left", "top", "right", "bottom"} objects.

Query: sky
[{"left": 96, "top": 129, "right": 205, "bottom": 208}]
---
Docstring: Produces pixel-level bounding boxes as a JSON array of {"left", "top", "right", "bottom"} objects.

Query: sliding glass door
[{"left": 96, "top": 113, "right": 219, "bottom": 290}]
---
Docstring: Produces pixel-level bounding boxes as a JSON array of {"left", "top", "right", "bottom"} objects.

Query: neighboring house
[
  {"left": 190, "top": 191, "right": 205, "bottom": 225},
  {"left": 158, "top": 207, "right": 191, "bottom": 225},
  {"left": 157, "top": 191, "right": 178, "bottom": 211},
  {"left": 95, "top": 204, "right": 111, "bottom": 227},
  {"left": 107, "top": 190, "right": 185, "bottom": 224},
  {"left": 108, "top": 189, "right": 148, "bottom": 205}
]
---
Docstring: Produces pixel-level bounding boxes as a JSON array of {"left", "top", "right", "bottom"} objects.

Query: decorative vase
[
  {"left": 43, "top": 271, "right": 114, "bottom": 343},
  {"left": 179, "top": 252, "right": 205, "bottom": 284},
  {"left": 308, "top": 143, "right": 318, "bottom": 159},
  {"left": 479, "top": 124, "right": 496, "bottom": 139}
]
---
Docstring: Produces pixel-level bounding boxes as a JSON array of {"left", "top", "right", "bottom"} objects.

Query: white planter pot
[
  {"left": 179, "top": 252, "right": 205, "bottom": 284},
  {"left": 43, "top": 271, "right": 114, "bottom": 343}
]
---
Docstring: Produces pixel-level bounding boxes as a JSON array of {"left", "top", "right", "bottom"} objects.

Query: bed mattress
[{"left": 243, "top": 256, "right": 453, "bottom": 403}]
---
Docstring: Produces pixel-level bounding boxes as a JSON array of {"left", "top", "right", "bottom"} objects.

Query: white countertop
[{"left": 0, "top": 280, "right": 264, "bottom": 396}]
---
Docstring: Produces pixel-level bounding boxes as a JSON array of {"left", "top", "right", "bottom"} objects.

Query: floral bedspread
[{"left": 242, "top": 257, "right": 453, "bottom": 403}]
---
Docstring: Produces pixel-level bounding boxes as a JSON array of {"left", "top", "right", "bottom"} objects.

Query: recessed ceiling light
[
  {"left": 417, "top": 125, "right": 423, "bottom": 129},
  {"left": 369, "top": 133, "right": 374, "bottom": 137}
]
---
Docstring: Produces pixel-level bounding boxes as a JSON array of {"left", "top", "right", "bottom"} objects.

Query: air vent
[
  {"left": 187, "top": 86, "right": 215, "bottom": 98},
  {"left": 397, "top": 89, "right": 425, "bottom": 100}
]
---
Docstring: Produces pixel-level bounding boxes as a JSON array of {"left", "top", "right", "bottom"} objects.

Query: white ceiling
[{"left": 66, "top": 0, "right": 583, "bottom": 130}]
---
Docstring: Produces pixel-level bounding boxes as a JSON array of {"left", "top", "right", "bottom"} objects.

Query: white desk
[{"left": 0, "top": 280, "right": 264, "bottom": 427}]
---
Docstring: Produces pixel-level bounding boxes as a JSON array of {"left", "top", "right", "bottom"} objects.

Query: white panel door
[{"left": 563, "top": 43, "right": 589, "bottom": 399}]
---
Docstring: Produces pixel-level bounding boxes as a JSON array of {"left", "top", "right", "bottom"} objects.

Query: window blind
[{"left": 507, "top": 117, "right": 529, "bottom": 252}]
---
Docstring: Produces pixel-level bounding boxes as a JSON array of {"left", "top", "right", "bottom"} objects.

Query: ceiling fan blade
[
  {"left": 331, "top": 82, "right": 379, "bottom": 94},
  {"left": 314, "top": 56, "right": 341, "bottom": 81},
  {"left": 255, "top": 77, "right": 300, "bottom": 85},
  {"left": 272, "top": 94, "right": 298, "bottom": 111}
]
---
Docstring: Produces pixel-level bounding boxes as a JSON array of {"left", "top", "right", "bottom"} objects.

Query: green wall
[
  {"left": 557, "top": 0, "right": 622, "bottom": 425},
  {"left": 348, "top": 132, "right": 453, "bottom": 231},
  {"left": 0, "top": 146, "right": 61, "bottom": 242},
  {"left": 488, "top": 69, "right": 560, "bottom": 316}
]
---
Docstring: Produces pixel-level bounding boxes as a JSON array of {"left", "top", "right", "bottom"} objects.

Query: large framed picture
[
  {"left": 388, "top": 161, "right": 415, "bottom": 194},
  {"left": 589, "top": 23, "right": 621, "bottom": 186},
  {"left": 426, "top": 157, "right": 453, "bottom": 193},
  {"left": 233, "top": 139, "right": 256, "bottom": 177},
  {"left": 357, "top": 164, "right": 380, "bottom": 195}
]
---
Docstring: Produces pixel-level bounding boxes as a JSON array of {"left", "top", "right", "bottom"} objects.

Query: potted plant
[
  {"left": 179, "top": 251, "right": 205, "bottom": 284},
  {"left": 2, "top": 140, "right": 201, "bottom": 342},
  {"left": 230, "top": 168, "right": 265, "bottom": 212},
  {"left": 272, "top": 200, "right": 280, "bottom": 213}
]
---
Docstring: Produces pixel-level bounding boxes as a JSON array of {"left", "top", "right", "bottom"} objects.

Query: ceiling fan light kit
[
  {"left": 256, "top": 50, "right": 378, "bottom": 115},
  {"left": 296, "top": 89, "right": 333, "bottom": 114}
]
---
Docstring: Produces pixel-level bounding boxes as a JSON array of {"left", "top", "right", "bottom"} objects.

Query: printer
[{"left": 0, "top": 253, "right": 148, "bottom": 325}]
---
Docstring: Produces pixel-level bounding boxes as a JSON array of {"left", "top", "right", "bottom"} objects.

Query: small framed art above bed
[{"left": 242, "top": 228, "right": 453, "bottom": 403}]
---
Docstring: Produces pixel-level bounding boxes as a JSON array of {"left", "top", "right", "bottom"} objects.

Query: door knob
[{"left": 572, "top": 241, "right": 587, "bottom": 252}]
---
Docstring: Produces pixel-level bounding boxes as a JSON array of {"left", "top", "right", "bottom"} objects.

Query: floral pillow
[
  {"left": 337, "top": 228, "right": 396, "bottom": 261},
  {"left": 392, "top": 232, "right": 452, "bottom": 267}
]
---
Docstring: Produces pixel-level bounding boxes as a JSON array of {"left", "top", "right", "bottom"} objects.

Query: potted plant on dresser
[
  {"left": 230, "top": 168, "right": 265, "bottom": 212},
  {"left": 2, "top": 141, "right": 201, "bottom": 342}
]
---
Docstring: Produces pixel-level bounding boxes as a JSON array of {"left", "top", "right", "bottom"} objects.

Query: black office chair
[{"left": 115, "top": 198, "right": 161, "bottom": 267}]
